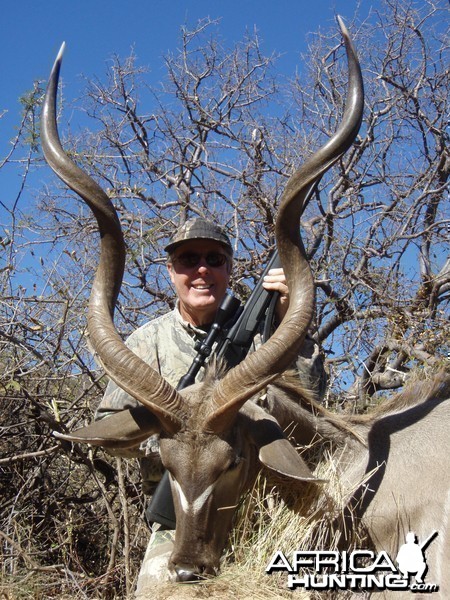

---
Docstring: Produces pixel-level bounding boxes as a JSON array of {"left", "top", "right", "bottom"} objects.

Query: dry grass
[
  {"left": 134, "top": 457, "right": 358, "bottom": 600},
  {"left": 2, "top": 446, "right": 364, "bottom": 599}
]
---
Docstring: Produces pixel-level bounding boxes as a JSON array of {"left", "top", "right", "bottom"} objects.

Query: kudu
[
  {"left": 42, "top": 18, "right": 448, "bottom": 591},
  {"left": 264, "top": 371, "right": 450, "bottom": 596}
]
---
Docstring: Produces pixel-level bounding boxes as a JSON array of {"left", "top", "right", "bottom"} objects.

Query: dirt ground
[{"left": 136, "top": 576, "right": 309, "bottom": 600}]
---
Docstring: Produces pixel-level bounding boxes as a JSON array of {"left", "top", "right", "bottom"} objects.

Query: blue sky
[
  {"left": 0, "top": 0, "right": 376, "bottom": 267},
  {"left": 1, "top": 0, "right": 372, "bottom": 159},
  {"left": 2, "top": 0, "right": 367, "bottom": 97}
]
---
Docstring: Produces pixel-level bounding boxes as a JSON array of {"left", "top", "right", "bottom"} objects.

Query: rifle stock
[{"left": 216, "top": 251, "right": 281, "bottom": 368}]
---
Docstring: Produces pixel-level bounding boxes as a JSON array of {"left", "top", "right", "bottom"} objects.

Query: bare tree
[
  {"left": 1, "top": 1, "right": 449, "bottom": 597},
  {"left": 38, "top": 6, "right": 448, "bottom": 398}
]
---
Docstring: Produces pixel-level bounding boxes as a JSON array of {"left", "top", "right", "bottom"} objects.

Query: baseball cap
[{"left": 164, "top": 217, "right": 233, "bottom": 255}]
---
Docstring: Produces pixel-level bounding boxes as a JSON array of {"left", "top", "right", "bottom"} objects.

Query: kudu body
[
  {"left": 265, "top": 372, "right": 450, "bottom": 596},
  {"left": 44, "top": 18, "right": 444, "bottom": 584}
]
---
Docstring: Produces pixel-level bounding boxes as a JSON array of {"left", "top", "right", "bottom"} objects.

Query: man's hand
[{"left": 262, "top": 267, "right": 289, "bottom": 322}]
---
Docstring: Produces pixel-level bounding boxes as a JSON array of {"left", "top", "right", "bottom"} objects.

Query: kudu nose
[{"left": 174, "top": 564, "right": 203, "bottom": 582}]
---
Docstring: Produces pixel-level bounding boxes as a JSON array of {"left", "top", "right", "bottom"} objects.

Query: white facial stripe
[{"left": 172, "top": 478, "right": 216, "bottom": 515}]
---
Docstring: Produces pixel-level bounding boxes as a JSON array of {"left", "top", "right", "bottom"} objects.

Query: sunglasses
[{"left": 173, "top": 251, "right": 229, "bottom": 268}]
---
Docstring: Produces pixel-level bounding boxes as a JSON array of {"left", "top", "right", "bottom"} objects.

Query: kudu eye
[{"left": 227, "top": 455, "right": 243, "bottom": 471}]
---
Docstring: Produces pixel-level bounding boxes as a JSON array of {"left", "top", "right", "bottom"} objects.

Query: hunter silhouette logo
[
  {"left": 396, "top": 530, "right": 438, "bottom": 586},
  {"left": 266, "top": 530, "right": 440, "bottom": 593}
]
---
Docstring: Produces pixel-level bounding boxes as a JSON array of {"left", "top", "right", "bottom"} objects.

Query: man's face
[{"left": 167, "top": 239, "right": 231, "bottom": 326}]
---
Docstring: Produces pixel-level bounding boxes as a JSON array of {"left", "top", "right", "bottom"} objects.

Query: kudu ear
[
  {"left": 239, "top": 403, "right": 324, "bottom": 483},
  {"left": 53, "top": 405, "right": 161, "bottom": 449}
]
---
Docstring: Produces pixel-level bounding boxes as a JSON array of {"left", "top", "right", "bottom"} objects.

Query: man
[{"left": 96, "top": 217, "right": 326, "bottom": 589}]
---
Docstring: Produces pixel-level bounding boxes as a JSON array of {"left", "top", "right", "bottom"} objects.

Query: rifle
[{"left": 216, "top": 251, "right": 281, "bottom": 366}]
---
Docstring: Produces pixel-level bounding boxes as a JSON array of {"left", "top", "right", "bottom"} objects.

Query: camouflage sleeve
[
  {"left": 95, "top": 325, "right": 158, "bottom": 419},
  {"left": 94, "top": 323, "right": 162, "bottom": 457},
  {"left": 95, "top": 378, "right": 139, "bottom": 418},
  {"left": 94, "top": 310, "right": 201, "bottom": 459}
]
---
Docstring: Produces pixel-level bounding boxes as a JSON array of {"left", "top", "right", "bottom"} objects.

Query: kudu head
[{"left": 42, "top": 17, "right": 363, "bottom": 581}]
